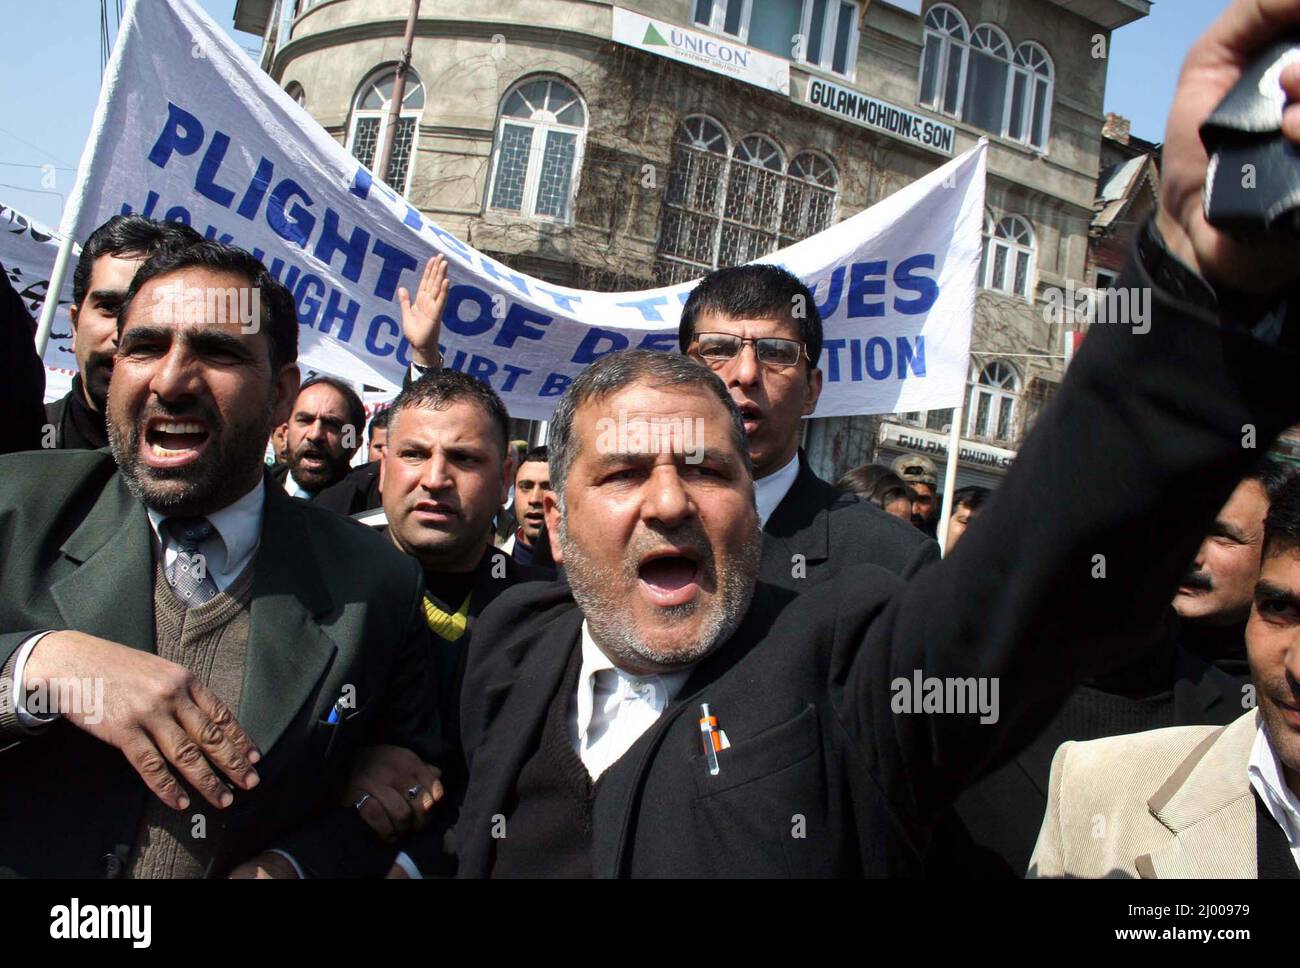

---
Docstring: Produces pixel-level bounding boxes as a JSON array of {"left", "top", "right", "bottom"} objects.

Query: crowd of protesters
[{"left": 4, "top": 0, "right": 1300, "bottom": 879}]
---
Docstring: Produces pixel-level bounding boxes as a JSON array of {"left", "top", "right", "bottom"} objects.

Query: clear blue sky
[{"left": 0, "top": 0, "right": 1231, "bottom": 231}]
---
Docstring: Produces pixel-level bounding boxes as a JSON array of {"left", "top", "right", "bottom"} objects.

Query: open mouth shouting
[
  {"left": 142, "top": 418, "right": 211, "bottom": 469},
  {"left": 637, "top": 546, "right": 705, "bottom": 608},
  {"left": 735, "top": 400, "right": 764, "bottom": 436},
  {"left": 296, "top": 449, "right": 327, "bottom": 471}
]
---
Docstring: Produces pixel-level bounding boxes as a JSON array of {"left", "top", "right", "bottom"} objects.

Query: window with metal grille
[
  {"left": 346, "top": 67, "right": 424, "bottom": 196},
  {"left": 780, "top": 151, "right": 838, "bottom": 246},
  {"left": 719, "top": 135, "right": 785, "bottom": 267},
  {"left": 655, "top": 118, "right": 839, "bottom": 286},
  {"left": 487, "top": 77, "right": 587, "bottom": 223}
]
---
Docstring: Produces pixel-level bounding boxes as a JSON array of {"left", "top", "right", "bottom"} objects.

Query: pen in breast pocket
[
  {"left": 326, "top": 697, "right": 346, "bottom": 725},
  {"left": 699, "top": 703, "right": 722, "bottom": 776}
]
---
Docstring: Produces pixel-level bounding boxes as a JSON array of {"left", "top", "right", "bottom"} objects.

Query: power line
[
  {"left": 0, "top": 182, "right": 67, "bottom": 200},
  {"left": 0, "top": 162, "right": 78, "bottom": 172},
  {"left": 0, "top": 127, "right": 71, "bottom": 168}
]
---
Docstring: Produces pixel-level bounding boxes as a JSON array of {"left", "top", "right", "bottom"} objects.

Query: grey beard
[{"left": 559, "top": 517, "right": 762, "bottom": 673}]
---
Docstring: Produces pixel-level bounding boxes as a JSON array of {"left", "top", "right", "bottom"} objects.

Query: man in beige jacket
[{"left": 1031, "top": 475, "right": 1300, "bottom": 878}]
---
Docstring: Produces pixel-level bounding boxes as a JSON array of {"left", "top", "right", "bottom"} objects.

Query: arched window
[
  {"left": 918, "top": 11, "right": 1055, "bottom": 150},
  {"left": 655, "top": 122, "right": 840, "bottom": 285},
  {"left": 285, "top": 81, "right": 306, "bottom": 108},
  {"left": 347, "top": 67, "right": 424, "bottom": 196},
  {"left": 983, "top": 215, "right": 1036, "bottom": 300},
  {"left": 719, "top": 134, "right": 785, "bottom": 267},
  {"left": 657, "top": 117, "right": 731, "bottom": 285},
  {"left": 919, "top": 4, "right": 968, "bottom": 116},
  {"left": 487, "top": 77, "right": 587, "bottom": 222},
  {"left": 780, "top": 151, "right": 838, "bottom": 246},
  {"left": 1009, "top": 43, "right": 1054, "bottom": 150},
  {"left": 967, "top": 360, "right": 1021, "bottom": 443},
  {"left": 963, "top": 25, "right": 1012, "bottom": 134}
]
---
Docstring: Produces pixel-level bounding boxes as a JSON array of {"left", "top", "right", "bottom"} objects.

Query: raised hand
[
  {"left": 1159, "top": 0, "right": 1300, "bottom": 292},
  {"left": 398, "top": 254, "right": 450, "bottom": 367}
]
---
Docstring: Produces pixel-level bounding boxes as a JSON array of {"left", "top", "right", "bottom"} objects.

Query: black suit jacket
[
  {"left": 430, "top": 548, "right": 554, "bottom": 757},
  {"left": 759, "top": 455, "right": 938, "bottom": 590},
  {"left": 399, "top": 547, "right": 553, "bottom": 875},
  {"left": 315, "top": 461, "right": 383, "bottom": 516},
  {"left": 0, "top": 452, "right": 444, "bottom": 878},
  {"left": 1, "top": 271, "right": 44, "bottom": 455},
  {"left": 453, "top": 247, "right": 1300, "bottom": 877}
]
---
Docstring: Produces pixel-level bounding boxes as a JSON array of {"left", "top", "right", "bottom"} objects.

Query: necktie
[{"left": 162, "top": 517, "right": 220, "bottom": 608}]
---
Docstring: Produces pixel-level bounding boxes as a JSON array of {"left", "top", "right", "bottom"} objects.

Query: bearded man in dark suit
[{"left": 0, "top": 240, "right": 443, "bottom": 878}]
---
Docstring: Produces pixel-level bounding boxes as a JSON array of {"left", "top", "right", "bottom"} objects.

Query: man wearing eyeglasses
[{"left": 678, "top": 265, "right": 938, "bottom": 592}]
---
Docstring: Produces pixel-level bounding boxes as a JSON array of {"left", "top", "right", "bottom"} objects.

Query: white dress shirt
[
  {"left": 569, "top": 621, "right": 690, "bottom": 780},
  {"left": 1247, "top": 718, "right": 1300, "bottom": 872},
  {"left": 145, "top": 479, "right": 265, "bottom": 591},
  {"left": 282, "top": 469, "right": 314, "bottom": 500},
  {"left": 753, "top": 452, "right": 800, "bottom": 528}
]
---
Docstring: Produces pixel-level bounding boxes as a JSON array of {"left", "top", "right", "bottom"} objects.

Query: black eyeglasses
[{"left": 688, "top": 333, "right": 806, "bottom": 370}]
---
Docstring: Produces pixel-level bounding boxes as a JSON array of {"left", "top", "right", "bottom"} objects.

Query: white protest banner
[
  {"left": 62, "top": 0, "right": 983, "bottom": 422},
  {"left": 1, "top": 203, "right": 77, "bottom": 402}
]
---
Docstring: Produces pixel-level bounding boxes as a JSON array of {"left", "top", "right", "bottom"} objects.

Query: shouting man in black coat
[{"left": 453, "top": 1, "right": 1300, "bottom": 876}]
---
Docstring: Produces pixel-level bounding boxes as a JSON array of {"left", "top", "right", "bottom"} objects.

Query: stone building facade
[{"left": 234, "top": 0, "right": 1150, "bottom": 486}]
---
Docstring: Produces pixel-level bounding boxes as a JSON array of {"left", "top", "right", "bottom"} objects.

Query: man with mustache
[
  {"left": 893, "top": 454, "right": 941, "bottom": 537},
  {"left": 0, "top": 240, "right": 443, "bottom": 878},
  {"left": 367, "top": 408, "right": 390, "bottom": 463},
  {"left": 500, "top": 446, "right": 555, "bottom": 573},
  {"left": 45, "top": 215, "right": 202, "bottom": 450},
  {"left": 1032, "top": 473, "right": 1300, "bottom": 878},
  {"left": 1172, "top": 462, "right": 1292, "bottom": 683},
  {"left": 452, "top": 0, "right": 1300, "bottom": 875},
  {"left": 677, "top": 265, "right": 937, "bottom": 593},
  {"left": 271, "top": 375, "right": 365, "bottom": 500},
  {"left": 349, "top": 369, "right": 548, "bottom": 875}
]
